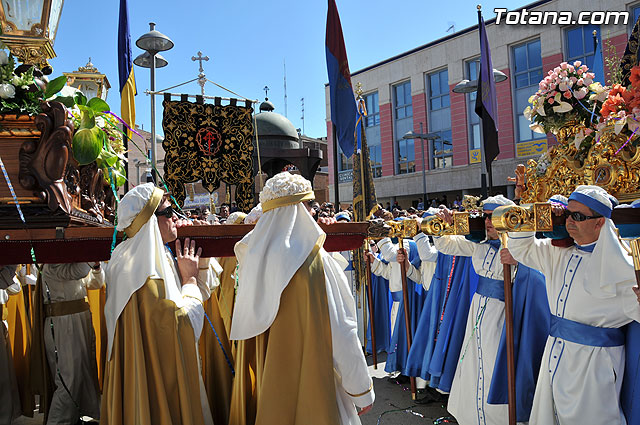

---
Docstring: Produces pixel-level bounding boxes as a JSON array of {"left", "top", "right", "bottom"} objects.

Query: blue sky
[{"left": 49, "top": 0, "right": 526, "bottom": 140}]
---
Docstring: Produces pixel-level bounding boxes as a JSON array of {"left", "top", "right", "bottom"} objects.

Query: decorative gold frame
[
  {"left": 521, "top": 125, "right": 640, "bottom": 203},
  {"left": 491, "top": 203, "right": 553, "bottom": 233}
]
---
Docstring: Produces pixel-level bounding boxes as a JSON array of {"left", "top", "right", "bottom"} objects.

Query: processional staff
[
  {"left": 491, "top": 202, "right": 553, "bottom": 425},
  {"left": 367, "top": 210, "right": 473, "bottom": 400},
  {"left": 363, "top": 242, "right": 378, "bottom": 369}
]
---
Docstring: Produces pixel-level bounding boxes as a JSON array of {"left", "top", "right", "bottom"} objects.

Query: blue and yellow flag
[{"left": 118, "top": 0, "right": 136, "bottom": 132}]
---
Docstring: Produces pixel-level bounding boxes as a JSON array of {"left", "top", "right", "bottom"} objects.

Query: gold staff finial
[{"left": 355, "top": 81, "right": 364, "bottom": 98}]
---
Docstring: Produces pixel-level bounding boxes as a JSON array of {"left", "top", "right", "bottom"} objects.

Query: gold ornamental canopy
[
  {"left": 0, "top": 0, "right": 64, "bottom": 70},
  {"left": 63, "top": 58, "right": 110, "bottom": 100}
]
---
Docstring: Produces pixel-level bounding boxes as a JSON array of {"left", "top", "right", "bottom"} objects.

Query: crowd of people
[{"left": 2, "top": 171, "right": 640, "bottom": 425}]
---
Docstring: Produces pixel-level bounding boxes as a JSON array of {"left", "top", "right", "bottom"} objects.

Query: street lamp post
[
  {"left": 134, "top": 23, "right": 174, "bottom": 184},
  {"left": 452, "top": 68, "right": 507, "bottom": 198},
  {"left": 403, "top": 126, "right": 440, "bottom": 208}
]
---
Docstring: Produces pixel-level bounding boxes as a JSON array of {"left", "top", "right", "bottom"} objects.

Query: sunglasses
[
  {"left": 564, "top": 209, "right": 602, "bottom": 222},
  {"left": 482, "top": 212, "right": 492, "bottom": 220},
  {"left": 155, "top": 205, "right": 175, "bottom": 218}
]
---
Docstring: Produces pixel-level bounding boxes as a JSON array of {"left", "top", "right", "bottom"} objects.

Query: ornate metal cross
[
  {"left": 192, "top": 51, "right": 209, "bottom": 73},
  {"left": 263, "top": 85, "right": 269, "bottom": 99},
  {"left": 191, "top": 51, "right": 209, "bottom": 96}
]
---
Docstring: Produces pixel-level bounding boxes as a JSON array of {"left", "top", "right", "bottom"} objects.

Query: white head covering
[
  {"left": 230, "top": 172, "right": 324, "bottom": 340},
  {"left": 548, "top": 194, "right": 568, "bottom": 207},
  {"left": 244, "top": 203, "right": 263, "bottom": 224},
  {"left": 105, "top": 183, "right": 182, "bottom": 357},
  {"left": 225, "top": 211, "right": 247, "bottom": 225},
  {"left": 568, "top": 185, "right": 613, "bottom": 218},
  {"left": 568, "top": 185, "right": 632, "bottom": 299},
  {"left": 481, "top": 194, "right": 515, "bottom": 211}
]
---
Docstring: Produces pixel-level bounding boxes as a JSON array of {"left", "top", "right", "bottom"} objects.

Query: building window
[
  {"left": 432, "top": 129, "right": 453, "bottom": 169},
  {"left": 427, "top": 69, "right": 452, "bottom": 169},
  {"left": 364, "top": 91, "right": 382, "bottom": 178},
  {"left": 365, "top": 92, "right": 380, "bottom": 127},
  {"left": 512, "top": 39, "right": 546, "bottom": 156},
  {"left": 337, "top": 142, "right": 353, "bottom": 183},
  {"left": 565, "top": 25, "right": 600, "bottom": 70},
  {"left": 632, "top": 4, "right": 640, "bottom": 29},
  {"left": 466, "top": 59, "right": 482, "bottom": 164},
  {"left": 394, "top": 81, "right": 412, "bottom": 119},
  {"left": 368, "top": 143, "right": 382, "bottom": 178},
  {"left": 394, "top": 81, "right": 415, "bottom": 174}
]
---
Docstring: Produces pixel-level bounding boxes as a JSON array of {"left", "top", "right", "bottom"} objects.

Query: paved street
[
  {"left": 360, "top": 353, "right": 453, "bottom": 425},
  {"left": 14, "top": 352, "right": 454, "bottom": 425}
]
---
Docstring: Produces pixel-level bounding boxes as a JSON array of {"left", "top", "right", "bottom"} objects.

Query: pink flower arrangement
[{"left": 525, "top": 61, "right": 604, "bottom": 137}]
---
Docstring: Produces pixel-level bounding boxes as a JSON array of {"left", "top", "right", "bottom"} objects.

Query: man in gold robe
[
  {"left": 215, "top": 210, "right": 247, "bottom": 338},
  {"left": 0, "top": 265, "right": 21, "bottom": 423},
  {"left": 230, "top": 172, "right": 374, "bottom": 425},
  {"left": 101, "top": 183, "right": 216, "bottom": 425}
]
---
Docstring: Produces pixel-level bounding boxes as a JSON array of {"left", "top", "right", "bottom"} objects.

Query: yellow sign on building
[
  {"left": 517, "top": 139, "right": 547, "bottom": 157},
  {"left": 469, "top": 149, "right": 481, "bottom": 164}
]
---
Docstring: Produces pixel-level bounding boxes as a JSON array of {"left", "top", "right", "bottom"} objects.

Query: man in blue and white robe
[
  {"left": 507, "top": 185, "right": 640, "bottom": 425},
  {"left": 434, "top": 195, "right": 516, "bottom": 425}
]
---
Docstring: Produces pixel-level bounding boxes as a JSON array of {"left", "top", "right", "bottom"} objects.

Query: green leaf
[
  {"left": 72, "top": 127, "right": 102, "bottom": 165},
  {"left": 77, "top": 106, "right": 95, "bottom": 129},
  {"left": 74, "top": 91, "right": 87, "bottom": 106},
  {"left": 44, "top": 75, "right": 67, "bottom": 98},
  {"left": 87, "top": 97, "right": 110, "bottom": 113},
  {"left": 56, "top": 96, "right": 76, "bottom": 108},
  {"left": 115, "top": 171, "right": 126, "bottom": 188},
  {"left": 99, "top": 148, "right": 118, "bottom": 167}
]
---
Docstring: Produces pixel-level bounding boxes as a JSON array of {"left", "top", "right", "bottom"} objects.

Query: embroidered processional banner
[
  {"left": 620, "top": 13, "right": 640, "bottom": 87},
  {"left": 161, "top": 96, "right": 254, "bottom": 211}
]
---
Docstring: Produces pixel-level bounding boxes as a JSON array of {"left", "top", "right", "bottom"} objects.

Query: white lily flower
[
  {"left": 614, "top": 117, "right": 626, "bottom": 135},
  {"left": 552, "top": 101, "right": 573, "bottom": 113},
  {"left": 530, "top": 122, "right": 546, "bottom": 133},
  {"left": 524, "top": 106, "right": 532, "bottom": 120}
]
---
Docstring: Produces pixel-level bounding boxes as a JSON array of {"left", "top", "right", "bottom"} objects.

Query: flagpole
[
  {"left": 480, "top": 120, "right": 488, "bottom": 199},
  {"left": 333, "top": 124, "right": 340, "bottom": 209},
  {"left": 357, "top": 96, "right": 377, "bottom": 368},
  {"left": 478, "top": 6, "right": 490, "bottom": 198},
  {"left": 477, "top": 5, "right": 514, "bottom": 423}
]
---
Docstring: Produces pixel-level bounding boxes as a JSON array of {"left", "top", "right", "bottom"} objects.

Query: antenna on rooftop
[{"left": 284, "top": 59, "right": 288, "bottom": 117}]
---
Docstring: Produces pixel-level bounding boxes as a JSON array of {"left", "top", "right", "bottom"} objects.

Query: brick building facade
[{"left": 325, "top": 0, "right": 637, "bottom": 209}]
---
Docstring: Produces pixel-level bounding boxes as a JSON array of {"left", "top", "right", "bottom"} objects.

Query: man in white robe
[
  {"left": 506, "top": 185, "right": 640, "bottom": 424},
  {"left": 376, "top": 235, "right": 414, "bottom": 363},
  {"left": 231, "top": 171, "right": 374, "bottom": 425},
  {"left": 407, "top": 212, "right": 440, "bottom": 291},
  {"left": 435, "top": 195, "right": 517, "bottom": 425}
]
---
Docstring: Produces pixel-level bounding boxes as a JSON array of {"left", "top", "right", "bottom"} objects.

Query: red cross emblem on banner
[{"left": 196, "top": 127, "right": 222, "bottom": 156}]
